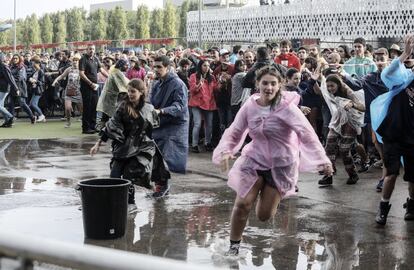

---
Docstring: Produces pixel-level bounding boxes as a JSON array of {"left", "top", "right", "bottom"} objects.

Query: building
[
  {"left": 163, "top": 0, "right": 248, "bottom": 8},
  {"left": 90, "top": 0, "right": 163, "bottom": 12}
]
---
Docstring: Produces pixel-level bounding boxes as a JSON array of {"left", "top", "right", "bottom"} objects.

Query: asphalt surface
[{"left": 0, "top": 137, "right": 413, "bottom": 269}]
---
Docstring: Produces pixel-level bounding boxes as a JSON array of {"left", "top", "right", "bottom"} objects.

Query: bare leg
[
  {"left": 382, "top": 175, "right": 398, "bottom": 200},
  {"left": 255, "top": 184, "right": 281, "bottom": 221},
  {"left": 230, "top": 177, "right": 264, "bottom": 241}
]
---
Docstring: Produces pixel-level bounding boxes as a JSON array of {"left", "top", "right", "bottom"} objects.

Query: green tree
[
  {"left": 22, "top": 14, "right": 41, "bottom": 46},
  {"left": 107, "top": 6, "right": 129, "bottom": 41},
  {"left": 150, "top": 9, "right": 164, "bottom": 38},
  {"left": 163, "top": 0, "right": 177, "bottom": 38},
  {"left": 87, "top": 9, "right": 107, "bottom": 40},
  {"left": 126, "top": 11, "right": 136, "bottom": 38},
  {"left": 135, "top": 4, "right": 150, "bottom": 39},
  {"left": 7, "top": 19, "right": 24, "bottom": 46},
  {"left": 66, "top": 7, "right": 85, "bottom": 41},
  {"left": 40, "top": 14, "right": 53, "bottom": 44},
  {"left": 53, "top": 12, "right": 66, "bottom": 44}
]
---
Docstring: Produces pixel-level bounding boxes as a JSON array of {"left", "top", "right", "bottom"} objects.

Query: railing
[{"left": 0, "top": 231, "right": 221, "bottom": 270}]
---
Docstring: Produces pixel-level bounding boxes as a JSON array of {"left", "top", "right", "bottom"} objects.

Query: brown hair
[
  {"left": 326, "top": 74, "right": 351, "bottom": 98},
  {"left": 255, "top": 65, "right": 283, "bottom": 109},
  {"left": 125, "top": 79, "right": 146, "bottom": 119}
]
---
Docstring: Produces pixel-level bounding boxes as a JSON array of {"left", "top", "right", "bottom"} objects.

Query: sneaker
[
  {"left": 37, "top": 115, "right": 46, "bottom": 122},
  {"left": 376, "top": 179, "right": 384, "bottom": 192},
  {"left": 225, "top": 243, "right": 240, "bottom": 256},
  {"left": 373, "top": 160, "right": 383, "bottom": 168},
  {"left": 64, "top": 121, "right": 71, "bottom": 128},
  {"left": 403, "top": 198, "right": 414, "bottom": 221},
  {"left": 357, "top": 162, "right": 370, "bottom": 173},
  {"left": 0, "top": 117, "right": 13, "bottom": 128},
  {"left": 375, "top": 201, "right": 391, "bottom": 225},
  {"left": 318, "top": 175, "right": 333, "bottom": 186},
  {"left": 30, "top": 116, "right": 36, "bottom": 124},
  {"left": 205, "top": 143, "right": 214, "bottom": 152},
  {"left": 190, "top": 146, "right": 200, "bottom": 153},
  {"left": 346, "top": 174, "right": 359, "bottom": 185},
  {"left": 152, "top": 184, "right": 170, "bottom": 198}
]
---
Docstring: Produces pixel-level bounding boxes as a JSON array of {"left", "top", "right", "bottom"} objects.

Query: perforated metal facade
[{"left": 186, "top": 0, "right": 414, "bottom": 42}]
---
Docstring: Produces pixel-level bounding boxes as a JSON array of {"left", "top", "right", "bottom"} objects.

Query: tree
[
  {"left": 126, "top": 11, "right": 136, "bottom": 39},
  {"left": 107, "top": 6, "right": 129, "bottom": 41},
  {"left": 53, "top": 12, "right": 66, "bottom": 44},
  {"left": 135, "top": 4, "right": 150, "bottom": 39},
  {"left": 40, "top": 14, "right": 53, "bottom": 44},
  {"left": 87, "top": 9, "right": 107, "bottom": 41},
  {"left": 150, "top": 9, "right": 164, "bottom": 38},
  {"left": 66, "top": 7, "right": 85, "bottom": 42},
  {"left": 22, "top": 14, "right": 41, "bottom": 46},
  {"left": 7, "top": 19, "right": 24, "bottom": 46},
  {"left": 163, "top": 0, "right": 177, "bottom": 38}
]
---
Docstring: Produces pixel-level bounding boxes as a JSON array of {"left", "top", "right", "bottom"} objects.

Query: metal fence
[{"left": 0, "top": 231, "right": 221, "bottom": 270}]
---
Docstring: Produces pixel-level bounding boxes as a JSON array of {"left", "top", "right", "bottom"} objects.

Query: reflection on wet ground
[{"left": 0, "top": 138, "right": 414, "bottom": 269}]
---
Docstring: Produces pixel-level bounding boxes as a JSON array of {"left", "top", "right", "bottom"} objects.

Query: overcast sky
[{"left": 0, "top": 0, "right": 258, "bottom": 21}]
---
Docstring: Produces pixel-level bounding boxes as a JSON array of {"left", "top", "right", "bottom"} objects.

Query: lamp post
[
  {"left": 13, "top": 0, "right": 17, "bottom": 53},
  {"left": 198, "top": 0, "right": 202, "bottom": 48}
]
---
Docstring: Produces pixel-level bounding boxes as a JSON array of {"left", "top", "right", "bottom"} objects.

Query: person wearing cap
[
  {"left": 344, "top": 37, "right": 377, "bottom": 77},
  {"left": 126, "top": 56, "right": 146, "bottom": 81},
  {"left": 275, "top": 40, "right": 301, "bottom": 71},
  {"left": 96, "top": 59, "right": 130, "bottom": 128},
  {"left": 52, "top": 53, "right": 84, "bottom": 128},
  {"left": 341, "top": 47, "right": 390, "bottom": 187},
  {"left": 389, "top": 44, "right": 403, "bottom": 59},
  {"left": 371, "top": 33, "right": 414, "bottom": 225}
]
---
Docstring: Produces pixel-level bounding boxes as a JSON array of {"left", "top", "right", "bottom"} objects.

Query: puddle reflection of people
[
  {"left": 128, "top": 201, "right": 188, "bottom": 261},
  {"left": 212, "top": 66, "right": 332, "bottom": 255},
  {"left": 322, "top": 231, "right": 359, "bottom": 270},
  {"left": 0, "top": 140, "right": 12, "bottom": 167},
  {"left": 90, "top": 79, "right": 171, "bottom": 211}
]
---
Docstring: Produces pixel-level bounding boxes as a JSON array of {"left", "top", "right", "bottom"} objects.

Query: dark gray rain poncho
[{"left": 100, "top": 102, "right": 170, "bottom": 185}]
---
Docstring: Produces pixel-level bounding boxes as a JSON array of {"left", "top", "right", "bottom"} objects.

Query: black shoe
[
  {"left": 190, "top": 146, "right": 200, "bottom": 153},
  {"left": 376, "top": 201, "right": 391, "bottom": 225},
  {"left": 358, "top": 162, "right": 370, "bottom": 173},
  {"left": 346, "top": 174, "right": 359, "bottom": 185},
  {"left": 318, "top": 175, "right": 333, "bottom": 186},
  {"left": 205, "top": 143, "right": 214, "bottom": 152},
  {"left": 0, "top": 117, "right": 13, "bottom": 128},
  {"left": 403, "top": 198, "right": 414, "bottom": 221},
  {"left": 376, "top": 179, "right": 384, "bottom": 192},
  {"left": 82, "top": 129, "right": 96, "bottom": 134},
  {"left": 30, "top": 116, "right": 36, "bottom": 124},
  {"left": 152, "top": 184, "right": 170, "bottom": 198}
]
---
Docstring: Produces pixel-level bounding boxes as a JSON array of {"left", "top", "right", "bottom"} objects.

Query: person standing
[
  {"left": 372, "top": 34, "right": 414, "bottom": 225},
  {"left": 28, "top": 56, "right": 46, "bottom": 122},
  {"left": 344, "top": 37, "right": 377, "bottom": 77},
  {"left": 0, "top": 54, "right": 19, "bottom": 128},
  {"left": 79, "top": 45, "right": 108, "bottom": 134},
  {"left": 275, "top": 40, "right": 301, "bottom": 71},
  {"left": 150, "top": 56, "right": 189, "bottom": 196}
]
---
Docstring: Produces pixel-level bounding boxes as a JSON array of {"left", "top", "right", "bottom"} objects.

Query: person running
[
  {"left": 0, "top": 54, "right": 19, "bottom": 128},
  {"left": 372, "top": 34, "right": 414, "bottom": 225},
  {"left": 52, "top": 53, "right": 83, "bottom": 128},
  {"left": 28, "top": 56, "right": 46, "bottom": 122},
  {"left": 212, "top": 66, "right": 332, "bottom": 256},
  {"left": 318, "top": 74, "right": 366, "bottom": 186},
  {"left": 90, "top": 79, "right": 171, "bottom": 203}
]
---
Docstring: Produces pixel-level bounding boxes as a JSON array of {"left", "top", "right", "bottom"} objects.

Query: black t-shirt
[
  {"left": 58, "top": 60, "right": 72, "bottom": 88},
  {"left": 79, "top": 55, "right": 101, "bottom": 84},
  {"left": 377, "top": 82, "right": 414, "bottom": 144}
]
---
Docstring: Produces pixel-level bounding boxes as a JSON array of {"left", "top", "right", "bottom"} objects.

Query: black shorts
[
  {"left": 383, "top": 140, "right": 414, "bottom": 182},
  {"left": 257, "top": 170, "right": 277, "bottom": 188}
]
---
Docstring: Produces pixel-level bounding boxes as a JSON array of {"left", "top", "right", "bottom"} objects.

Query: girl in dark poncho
[{"left": 90, "top": 79, "right": 170, "bottom": 205}]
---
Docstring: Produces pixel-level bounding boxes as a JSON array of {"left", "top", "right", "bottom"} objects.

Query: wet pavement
[{"left": 0, "top": 138, "right": 413, "bottom": 269}]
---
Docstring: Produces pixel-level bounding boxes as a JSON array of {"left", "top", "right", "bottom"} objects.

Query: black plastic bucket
[{"left": 77, "top": 178, "right": 131, "bottom": 239}]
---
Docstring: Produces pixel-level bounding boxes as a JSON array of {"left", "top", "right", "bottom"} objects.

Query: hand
[
  {"left": 403, "top": 34, "right": 414, "bottom": 56},
  {"left": 322, "top": 163, "right": 334, "bottom": 176},
  {"left": 344, "top": 101, "right": 353, "bottom": 111},
  {"left": 220, "top": 152, "right": 235, "bottom": 173},
  {"left": 90, "top": 142, "right": 100, "bottom": 156},
  {"left": 300, "top": 106, "right": 311, "bottom": 115},
  {"left": 154, "top": 109, "right": 162, "bottom": 115},
  {"left": 92, "top": 83, "right": 99, "bottom": 91}
]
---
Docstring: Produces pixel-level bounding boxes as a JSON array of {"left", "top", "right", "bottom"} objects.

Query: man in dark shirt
[
  {"left": 79, "top": 45, "right": 108, "bottom": 134},
  {"left": 374, "top": 34, "right": 414, "bottom": 225}
]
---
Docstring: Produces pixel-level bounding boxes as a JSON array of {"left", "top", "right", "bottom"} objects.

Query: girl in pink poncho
[{"left": 212, "top": 66, "right": 333, "bottom": 256}]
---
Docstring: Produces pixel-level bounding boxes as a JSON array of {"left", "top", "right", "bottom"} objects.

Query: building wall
[{"left": 90, "top": 0, "right": 163, "bottom": 12}]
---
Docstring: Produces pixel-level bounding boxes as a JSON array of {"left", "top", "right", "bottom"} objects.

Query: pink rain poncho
[{"left": 212, "top": 91, "right": 331, "bottom": 199}]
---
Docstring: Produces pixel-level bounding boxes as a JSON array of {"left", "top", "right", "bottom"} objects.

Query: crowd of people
[{"left": 1, "top": 34, "right": 414, "bottom": 256}]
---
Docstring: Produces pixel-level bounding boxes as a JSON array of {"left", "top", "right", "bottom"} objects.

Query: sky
[{"left": 0, "top": 0, "right": 259, "bottom": 21}]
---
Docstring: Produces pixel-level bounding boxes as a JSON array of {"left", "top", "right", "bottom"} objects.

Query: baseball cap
[{"left": 219, "top": 49, "right": 230, "bottom": 56}]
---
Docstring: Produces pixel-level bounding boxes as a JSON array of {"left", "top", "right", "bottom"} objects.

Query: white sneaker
[
  {"left": 37, "top": 115, "right": 46, "bottom": 122},
  {"left": 64, "top": 121, "right": 71, "bottom": 128}
]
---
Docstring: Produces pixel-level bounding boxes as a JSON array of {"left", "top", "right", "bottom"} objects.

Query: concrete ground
[{"left": 0, "top": 137, "right": 413, "bottom": 269}]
